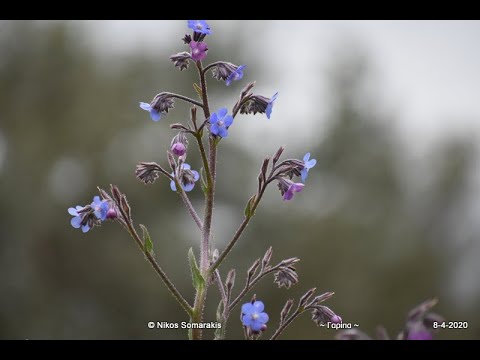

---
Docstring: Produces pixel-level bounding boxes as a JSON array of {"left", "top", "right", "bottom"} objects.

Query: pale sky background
[{"left": 79, "top": 20, "right": 480, "bottom": 153}]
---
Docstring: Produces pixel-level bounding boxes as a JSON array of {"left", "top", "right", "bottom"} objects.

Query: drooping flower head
[
  {"left": 266, "top": 92, "right": 278, "bottom": 119},
  {"left": 226, "top": 65, "right": 246, "bottom": 86},
  {"left": 68, "top": 206, "right": 91, "bottom": 233},
  {"left": 139, "top": 93, "right": 175, "bottom": 122},
  {"left": 300, "top": 153, "right": 317, "bottom": 182},
  {"left": 187, "top": 20, "right": 212, "bottom": 35},
  {"left": 239, "top": 92, "right": 279, "bottom": 119},
  {"left": 139, "top": 102, "right": 161, "bottom": 122},
  {"left": 241, "top": 301, "right": 269, "bottom": 332},
  {"left": 68, "top": 196, "right": 108, "bottom": 233},
  {"left": 276, "top": 177, "right": 305, "bottom": 201},
  {"left": 170, "top": 163, "right": 200, "bottom": 192},
  {"left": 190, "top": 41, "right": 208, "bottom": 61},
  {"left": 210, "top": 108, "right": 233, "bottom": 138}
]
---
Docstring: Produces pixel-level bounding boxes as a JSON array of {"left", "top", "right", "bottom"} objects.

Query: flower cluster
[{"left": 68, "top": 196, "right": 115, "bottom": 233}]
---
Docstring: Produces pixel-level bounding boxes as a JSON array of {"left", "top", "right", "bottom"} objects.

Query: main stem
[{"left": 191, "top": 61, "right": 215, "bottom": 340}]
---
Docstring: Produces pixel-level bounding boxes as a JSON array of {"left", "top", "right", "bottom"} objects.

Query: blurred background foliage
[{"left": 0, "top": 20, "right": 479, "bottom": 339}]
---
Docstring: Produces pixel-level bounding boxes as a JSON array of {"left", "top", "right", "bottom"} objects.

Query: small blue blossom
[
  {"left": 91, "top": 196, "right": 109, "bottom": 221},
  {"left": 188, "top": 20, "right": 212, "bottom": 35},
  {"left": 210, "top": 108, "right": 234, "bottom": 138},
  {"left": 68, "top": 206, "right": 90, "bottom": 233},
  {"left": 226, "top": 65, "right": 246, "bottom": 86},
  {"left": 139, "top": 102, "right": 161, "bottom": 122},
  {"left": 241, "top": 301, "right": 269, "bottom": 332},
  {"left": 265, "top": 92, "right": 278, "bottom": 119},
  {"left": 170, "top": 163, "right": 200, "bottom": 192},
  {"left": 300, "top": 153, "right": 317, "bottom": 182}
]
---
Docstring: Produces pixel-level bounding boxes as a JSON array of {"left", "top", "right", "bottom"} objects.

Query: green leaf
[
  {"left": 188, "top": 248, "right": 205, "bottom": 290},
  {"left": 193, "top": 83, "right": 203, "bottom": 99},
  {"left": 140, "top": 224, "right": 154, "bottom": 256},
  {"left": 244, "top": 195, "right": 256, "bottom": 218}
]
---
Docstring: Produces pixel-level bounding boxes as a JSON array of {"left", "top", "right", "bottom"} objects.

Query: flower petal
[
  {"left": 192, "top": 170, "right": 200, "bottom": 182},
  {"left": 283, "top": 190, "right": 294, "bottom": 201},
  {"left": 306, "top": 159, "right": 317, "bottom": 168},
  {"left": 266, "top": 103, "right": 273, "bottom": 119},
  {"left": 68, "top": 207, "right": 79, "bottom": 216},
  {"left": 209, "top": 112, "right": 218, "bottom": 124},
  {"left": 253, "top": 301, "right": 264, "bottom": 313},
  {"left": 242, "top": 314, "right": 253, "bottom": 327},
  {"left": 139, "top": 102, "right": 152, "bottom": 111},
  {"left": 150, "top": 109, "right": 161, "bottom": 122},
  {"left": 224, "top": 115, "right": 234, "bottom": 127},
  {"left": 93, "top": 196, "right": 101, "bottom": 205},
  {"left": 183, "top": 182, "right": 195, "bottom": 192},
  {"left": 211, "top": 123, "right": 220, "bottom": 136},
  {"left": 258, "top": 312, "right": 269, "bottom": 324},
  {"left": 303, "top": 153, "right": 311, "bottom": 162},
  {"left": 81, "top": 224, "right": 90, "bottom": 233},
  {"left": 242, "top": 303, "right": 254, "bottom": 315},
  {"left": 218, "top": 126, "right": 228, "bottom": 138},
  {"left": 170, "top": 180, "right": 177, "bottom": 192},
  {"left": 182, "top": 163, "right": 191, "bottom": 170},
  {"left": 301, "top": 168, "right": 308, "bottom": 182},
  {"left": 271, "top": 92, "right": 278, "bottom": 102},
  {"left": 71, "top": 216, "right": 82, "bottom": 228},
  {"left": 217, "top": 107, "right": 228, "bottom": 119},
  {"left": 197, "top": 42, "right": 208, "bottom": 51},
  {"left": 250, "top": 319, "right": 263, "bottom": 332}
]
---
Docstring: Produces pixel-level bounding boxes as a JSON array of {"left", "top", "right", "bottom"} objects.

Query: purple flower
[
  {"left": 187, "top": 20, "right": 212, "bottom": 35},
  {"left": 226, "top": 65, "right": 246, "bottom": 86},
  {"left": 170, "top": 163, "right": 200, "bottom": 192},
  {"left": 300, "top": 153, "right": 317, "bottom": 182},
  {"left": 266, "top": 92, "right": 278, "bottom": 119},
  {"left": 284, "top": 182, "right": 304, "bottom": 200},
  {"left": 106, "top": 207, "right": 117, "bottom": 220},
  {"left": 190, "top": 41, "right": 208, "bottom": 61},
  {"left": 68, "top": 206, "right": 90, "bottom": 233},
  {"left": 210, "top": 108, "right": 233, "bottom": 138},
  {"left": 241, "top": 301, "right": 269, "bottom": 332},
  {"left": 407, "top": 330, "right": 433, "bottom": 340},
  {"left": 139, "top": 102, "right": 161, "bottom": 122},
  {"left": 171, "top": 142, "right": 186, "bottom": 156}
]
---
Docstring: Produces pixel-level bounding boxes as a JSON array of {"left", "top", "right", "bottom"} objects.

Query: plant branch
[
  {"left": 159, "top": 92, "right": 205, "bottom": 108},
  {"left": 123, "top": 220, "right": 192, "bottom": 316}
]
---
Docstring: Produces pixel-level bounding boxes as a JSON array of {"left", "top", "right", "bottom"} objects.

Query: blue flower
[
  {"left": 139, "top": 102, "right": 161, "bottom": 122},
  {"left": 170, "top": 163, "right": 200, "bottom": 192},
  {"left": 226, "top": 65, "right": 246, "bottom": 86},
  {"left": 210, "top": 108, "right": 233, "bottom": 138},
  {"left": 188, "top": 20, "right": 212, "bottom": 35},
  {"left": 68, "top": 206, "right": 90, "bottom": 233},
  {"left": 241, "top": 301, "right": 269, "bottom": 332},
  {"left": 265, "top": 92, "right": 278, "bottom": 119},
  {"left": 91, "top": 196, "right": 109, "bottom": 221},
  {"left": 300, "top": 153, "right": 317, "bottom": 182}
]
